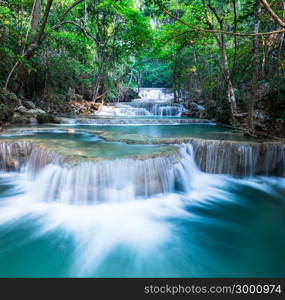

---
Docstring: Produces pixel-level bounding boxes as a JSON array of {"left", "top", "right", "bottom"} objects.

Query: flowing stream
[{"left": 0, "top": 89, "right": 285, "bottom": 277}]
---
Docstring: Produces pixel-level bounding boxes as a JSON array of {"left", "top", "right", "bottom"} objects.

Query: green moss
[
  {"left": 36, "top": 113, "right": 56, "bottom": 124},
  {"left": 11, "top": 115, "right": 30, "bottom": 124}
]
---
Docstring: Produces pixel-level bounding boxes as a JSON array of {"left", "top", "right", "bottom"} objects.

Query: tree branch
[
  {"left": 260, "top": 0, "right": 285, "bottom": 28},
  {"left": 58, "top": 0, "right": 85, "bottom": 24},
  {"left": 153, "top": 0, "right": 285, "bottom": 36},
  {"left": 36, "top": 0, "right": 54, "bottom": 44},
  {"left": 59, "top": 20, "right": 99, "bottom": 44}
]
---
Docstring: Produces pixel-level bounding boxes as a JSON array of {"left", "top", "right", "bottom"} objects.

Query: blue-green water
[
  {"left": 0, "top": 173, "right": 284, "bottom": 277},
  {"left": 0, "top": 129, "right": 173, "bottom": 158},
  {"left": 66, "top": 124, "right": 258, "bottom": 141},
  {"left": 0, "top": 123, "right": 284, "bottom": 277}
]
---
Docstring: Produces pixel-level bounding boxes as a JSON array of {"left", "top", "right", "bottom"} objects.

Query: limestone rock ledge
[
  {"left": 190, "top": 139, "right": 285, "bottom": 176},
  {"left": 0, "top": 138, "right": 284, "bottom": 178}
]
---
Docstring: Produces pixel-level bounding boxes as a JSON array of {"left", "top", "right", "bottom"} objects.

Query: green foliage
[{"left": 0, "top": 0, "right": 284, "bottom": 124}]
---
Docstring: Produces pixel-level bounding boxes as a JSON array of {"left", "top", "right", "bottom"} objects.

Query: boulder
[
  {"left": 253, "top": 110, "right": 267, "bottom": 120},
  {"left": 257, "top": 82, "right": 271, "bottom": 100},
  {"left": 36, "top": 113, "right": 56, "bottom": 124},
  {"left": 15, "top": 106, "right": 46, "bottom": 116},
  {"left": 11, "top": 113, "right": 31, "bottom": 124},
  {"left": 14, "top": 105, "right": 28, "bottom": 114},
  {"left": 12, "top": 106, "right": 47, "bottom": 124},
  {"left": 117, "top": 88, "right": 139, "bottom": 102},
  {"left": 0, "top": 90, "right": 22, "bottom": 124},
  {"left": 188, "top": 102, "right": 205, "bottom": 112},
  {"left": 182, "top": 102, "right": 205, "bottom": 118},
  {"left": 70, "top": 94, "right": 84, "bottom": 102},
  {"left": 26, "top": 108, "right": 46, "bottom": 115},
  {"left": 182, "top": 110, "right": 200, "bottom": 118},
  {"left": 23, "top": 100, "right": 36, "bottom": 109}
]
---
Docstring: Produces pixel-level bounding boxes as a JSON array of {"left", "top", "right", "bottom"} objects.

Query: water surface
[
  {"left": 0, "top": 129, "right": 174, "bottom": 158},
  {"left": 0, "top": 173, "right": 284, "bottom": 277},
  {"left": 68, "top": 124, "right": 259, "bottom": 142}
]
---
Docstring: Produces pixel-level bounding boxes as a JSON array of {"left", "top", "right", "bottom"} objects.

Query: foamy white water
[
  {"left": 0, "top": 139, "right": 285, "bottom": 277},
  {"left": 138, "top": 88, "right": 174, "bottom": 102}
]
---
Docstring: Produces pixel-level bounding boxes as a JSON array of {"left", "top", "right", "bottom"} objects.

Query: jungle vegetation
[{"left": 0, "top": 0, "right": 284, "bottom": 135}]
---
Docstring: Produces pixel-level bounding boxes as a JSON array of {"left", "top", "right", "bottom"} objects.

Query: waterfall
[
  {"left": 94, "top": 102, "right": 186, "bottom": 117},
  {"left": 0, "top": 139, "right": 284, "bottom": 207},
  {"left": 1, "top": 140, "right": 284, "bottom": 179},
  {"left": 9, "top": 141, "right": 284, "bottom": 206},
  {"left": 127, "top": 102, "right": 186, "bottom": 116},
  {"left": 0, "top": 141, "right": 33, "bottom": 171},
  {"left": 191, "top": 140, "right": 285, "bottom": 176},
  {"left": 94, "top": 88, "right": 186, "bottom": 117},
  {"left": 26, "top": 147, "right": 63, "bottom": 176},
  {"left": 27, "top": 147, "right": 197, "bottom": 205},
  {"left": 0, "top": 141, "right": 61, "bottom": 174},
  {"left": 94, "top": 104, "right": 151, "bottom": 116},
  {"left": 138, "top": 88, "right": 174, "bottom": 102}
]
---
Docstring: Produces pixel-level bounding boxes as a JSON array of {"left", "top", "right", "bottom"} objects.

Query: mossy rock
[
  {"left": 36, "top": 113, "right": 56, "bottom": 124},
  {"left": 11, "top": 114, "right": 31, "bottom": 124},
  {"left": 0, "top": 90, "right": 22, "bottom": 124}
]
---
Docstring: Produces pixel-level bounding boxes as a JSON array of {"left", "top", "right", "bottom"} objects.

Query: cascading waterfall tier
[
  {"left": 138, "top": 88, "right": 174, "bottom": 102},
  {"left": 94, "top": 87, "right": 186, "bottom": 116},
  {"left": 0, "top": 141, "right": 33, "bottom": 171},
  {"left": 11, "top": 141, "right": 285, "bottom": 205},
  {"left": 0, "top": 141, "right": 62, "bottom": 173},
  {"left": 1, "top": 139, "right": 284, "bottom": 178},
  {"left": 126, "top": 102, "right": 186, "bottom": 116},
  {"left": 31, "top": 148, "right": 195, "bottom": 205},
  {"left": 0, "top": 138, "right": 284, "bottom": 206},
  {"left": 27, "top": 147, "right": 63, "bottom": 176},
  {"left": 191, "top": 140, "right": 285, "bottom": 176},
  {"left": 94, "top": 102, "right": 186, "bottom": 117}
]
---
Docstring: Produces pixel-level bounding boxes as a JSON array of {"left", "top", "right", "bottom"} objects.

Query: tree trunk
[
  {"left": 204, "top": 1, "right": 238, "bottom": 125},
  {"left": 245, "top": 0, "right": 262, "bottom": 136},
  {"left": 29, "top": 0, "right": 41, "bottom": 43},
  {"left": 5, "top": 0, "right": 84, "bottom": 93},
  {"left": 216, "top": 34, "right": 238, "bottom": 125},
  {"left": 5, "top": 0, "right": 54, "bottom": 93}
]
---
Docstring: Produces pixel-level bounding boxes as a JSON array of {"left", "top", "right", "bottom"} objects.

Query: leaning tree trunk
[
  {"left": 5, "top": 0, "right": 54, "bottom": 93},
  {"left": 245, "top": 0, "right": 261, "bottom": 136},
  {"left": 4, "top": 0, "right": 85, "bottom": 94}
]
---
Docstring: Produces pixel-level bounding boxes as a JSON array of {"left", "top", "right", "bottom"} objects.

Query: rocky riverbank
[
  {"left": 0, "top": 89, "right": 58, "bottom": 126},
  {"left": 1, "top": 87, "right": 284, "bottom": 139}
]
